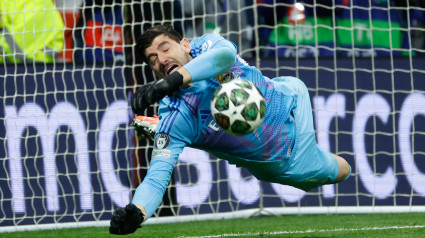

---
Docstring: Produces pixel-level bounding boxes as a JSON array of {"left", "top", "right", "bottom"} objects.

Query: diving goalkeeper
[{"left": 109, "top": 24, "right": 351, "bottom": 235}]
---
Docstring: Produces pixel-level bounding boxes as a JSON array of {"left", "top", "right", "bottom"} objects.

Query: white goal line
[
  {"left": 185, "top": 225, "right": 425, "bottom": 238},
  {"left": 1, "top": 206, "right": 425, "bottom": 233}
]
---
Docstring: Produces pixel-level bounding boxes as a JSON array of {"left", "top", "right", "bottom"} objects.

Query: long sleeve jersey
[{"left": 132, "top": 34, "right": 297, "bottom": 218}]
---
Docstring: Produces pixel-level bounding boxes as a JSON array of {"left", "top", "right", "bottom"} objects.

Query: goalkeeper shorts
[{"left": 271, "top": 76, "right": 342, "bottom": 191}]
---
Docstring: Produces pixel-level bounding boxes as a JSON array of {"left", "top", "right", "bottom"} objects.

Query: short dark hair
[{"left": 136, "top": 25, "right": 183, "bottom": 64}]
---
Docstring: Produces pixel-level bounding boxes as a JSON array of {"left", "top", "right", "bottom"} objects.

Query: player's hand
[
  {"left": 131, "top": 71, "right": 183, "bottom": 115},
  {"left": 109, "top": 203, "right": 144, "bottom": 235},
  {"left": 131, "top": 81, "right": 156, "bottom": 115}
]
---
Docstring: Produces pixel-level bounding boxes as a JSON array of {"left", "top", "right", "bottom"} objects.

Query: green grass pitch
[{"left": 2, "top": 213, "right": 424, "bottom": 237}]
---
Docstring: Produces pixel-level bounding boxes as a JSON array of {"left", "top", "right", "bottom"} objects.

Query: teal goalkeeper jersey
[{"left": 132, "top": 34, "right": 298, "bottom": 218}]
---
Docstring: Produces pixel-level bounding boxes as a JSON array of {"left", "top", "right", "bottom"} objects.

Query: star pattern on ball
[
  {"left": 227, "top": 96, "right": 247, "bottom": 125},
  {"left": 211, "top": 77, "right": 266, "bottom": 135}
]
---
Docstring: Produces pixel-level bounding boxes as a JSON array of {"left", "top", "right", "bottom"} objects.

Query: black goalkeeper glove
[
  {"left": 109, "top": 203, "right": 144, "bottom": 235},
  {"left": 131, "top": 71, "right": 183, "bottom": 115}
]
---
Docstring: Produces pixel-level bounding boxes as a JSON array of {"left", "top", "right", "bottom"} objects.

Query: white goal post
[{"left": 1, "top": 0, "right": 425, "bottom": 232}]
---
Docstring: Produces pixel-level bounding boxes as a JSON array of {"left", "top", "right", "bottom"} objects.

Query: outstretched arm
[
  {"left": 181, "top": 45, "right": 237, "bottom": 84},
  {"left": 109, "top": 154, "right": 179, "bottom": 235},
  {"left": 131, "top": 157, "right": 178, "bottom": 218},
  {"left": 110, "top": 108, "right": 193, "bottom": 235}
]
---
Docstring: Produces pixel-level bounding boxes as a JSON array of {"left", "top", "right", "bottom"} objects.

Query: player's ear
[{"left": 181, "top": 38, "right": 191, "bottom": 54}]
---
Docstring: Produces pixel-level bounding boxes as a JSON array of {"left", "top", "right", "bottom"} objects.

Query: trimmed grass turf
[{"left": 1, "top": 213, "right": 424, "bottom": 237}]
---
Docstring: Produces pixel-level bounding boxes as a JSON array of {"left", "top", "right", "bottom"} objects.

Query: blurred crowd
[{"left": 1, "top": 0, "right": 424, "bottom": 64}]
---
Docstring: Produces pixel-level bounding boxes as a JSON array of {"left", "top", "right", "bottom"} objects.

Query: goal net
[{"left": 1, "top": 0, "right": 425, "bottom": 232}]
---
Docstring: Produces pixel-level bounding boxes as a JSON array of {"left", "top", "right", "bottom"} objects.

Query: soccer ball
[{"left": 211, "top": 78, "right": 266, "bottom": 135}]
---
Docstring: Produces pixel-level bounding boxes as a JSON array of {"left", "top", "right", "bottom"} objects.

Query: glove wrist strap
[{"left": 164, "top": 71, "right": 184, "bottom": 91}]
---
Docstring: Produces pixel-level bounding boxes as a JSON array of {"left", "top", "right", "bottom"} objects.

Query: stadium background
[{"left": 1, "top": 0, "right": 425, "bottom": 232}]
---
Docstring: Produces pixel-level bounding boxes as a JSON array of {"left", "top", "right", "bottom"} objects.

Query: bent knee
[{"left": 333, "top": 154, "right": 351, "bottom": 183}]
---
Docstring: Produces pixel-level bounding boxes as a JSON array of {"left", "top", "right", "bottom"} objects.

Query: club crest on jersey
[
  {"left": 215, "top": 71, "right": 238, "bottom": 83},
  {"left": 154, "top": 133, "right": 171, "bottom": 149}
]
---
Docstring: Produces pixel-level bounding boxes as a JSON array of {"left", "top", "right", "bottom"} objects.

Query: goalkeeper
[{"left": 109, "top": 24, "right": 351, "bottom": 235}]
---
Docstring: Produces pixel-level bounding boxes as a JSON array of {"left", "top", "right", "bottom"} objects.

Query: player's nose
[{"left": 157, "top": 53, "right": 169, "bottom": 64}]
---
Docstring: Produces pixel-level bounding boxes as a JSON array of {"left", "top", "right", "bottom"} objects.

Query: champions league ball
[{"left": 211, "top": 78, "right": 266, "bottom": 135}]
